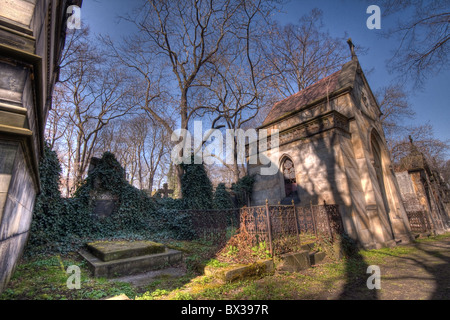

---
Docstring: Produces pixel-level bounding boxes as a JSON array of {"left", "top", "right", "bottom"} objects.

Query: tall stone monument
[{"left": 0, "top": 0, "right": 82, "bottom": 293}]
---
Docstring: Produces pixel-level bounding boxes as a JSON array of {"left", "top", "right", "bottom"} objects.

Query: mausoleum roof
[{"left": 262, "top": 59, "right": 358, "bottom": 127}]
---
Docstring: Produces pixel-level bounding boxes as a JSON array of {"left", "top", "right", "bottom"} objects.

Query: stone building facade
[
  {"left": 395, "top": 141, "right": 449, "bottom": 234},
  {"left": 248, "top": 43, "right": 412, "bottom": 249},
  {"left": 0, "top": 0, "right": 81, "bottom": 293}
]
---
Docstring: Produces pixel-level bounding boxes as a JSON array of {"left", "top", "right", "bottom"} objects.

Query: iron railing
[{"left": 239, "top": 200, "right": 344, "bottom": 256}]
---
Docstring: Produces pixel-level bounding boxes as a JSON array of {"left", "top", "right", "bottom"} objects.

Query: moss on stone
[
  {"left": 204, "top": 259, "right": 274, "bottom": 282},
  {"left": 86, "top": 240, "right": 166, "bottom": 262}
]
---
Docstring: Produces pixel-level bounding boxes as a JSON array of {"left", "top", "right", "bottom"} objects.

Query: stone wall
[
  {"left": 395, "top": 169, "right": 449, "bottom": 234},
  {"left": 395, "top": 171, "right": 423, "bottom": 212},
  {"left": 0, "top": 0, "right": 81, "bottom": 293},
  {"left": 0, "top": 142, "right": 36, "bottom": 290}
]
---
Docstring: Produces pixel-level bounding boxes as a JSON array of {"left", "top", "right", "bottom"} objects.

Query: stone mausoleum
[
  {"left": 248, "top": 41, "right": 413, "bottom": 249},
  {"left": 395, "top": 139, "right": 449, "bottom": 234},
  {"left": 0, "top": 0, "right": 81, "bottom": 293}
]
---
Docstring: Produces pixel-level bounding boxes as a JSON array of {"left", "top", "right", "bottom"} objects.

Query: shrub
[{"left": 231, "top": 175, "right": 255, "bottom": 207}]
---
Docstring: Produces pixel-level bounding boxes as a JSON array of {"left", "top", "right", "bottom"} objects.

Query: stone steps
[{"left": 79, "top": 240, "right": 183, "bottom": 278}]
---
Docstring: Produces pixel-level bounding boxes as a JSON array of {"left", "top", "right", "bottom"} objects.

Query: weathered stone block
[
  {"left": 204, "top": 259, "right": 274, "bottom": 282},
  {"left": 309, "top": 251, "right": 326, "bottom": 265},
  {"left": 277, "top": 250, "right": 311, "bottom": 272}
]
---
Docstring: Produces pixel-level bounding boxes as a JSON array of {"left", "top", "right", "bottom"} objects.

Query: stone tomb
[
  {"left": 248, "top": 41, "right": 413, "bottom": 249},
  {"left": 79, "top": 240, "right": 183, "bottom": 278}
]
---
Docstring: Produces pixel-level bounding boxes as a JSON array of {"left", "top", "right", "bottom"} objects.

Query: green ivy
[
  {"left": 213, "top": 183, "right": 234, "bottom": 209},
  {"left": 231, "top": 175, "right": 255, "bottom": 207},
  {"left": 26, "top": 148, "right": 236, "bottom": 256},
  {"left": 27, "top": 143, "right": 65, "bottom": 252},
  {"left": 26, "top": 148, "right": 162, "bottom": 256},
  {"left": 180, "top": 155, "right": 213, "bottom": 210}
]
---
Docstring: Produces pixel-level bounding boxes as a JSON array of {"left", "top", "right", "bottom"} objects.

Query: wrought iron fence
[
  {"left": 406, "top": 210, "right": 431, "bottom": 233},
  {"left": 176, "top": 201, "right": 344, "bottom": 256},
  {"left": 239, "top": 201, "right": 344, "bottom": 256},
  {"left": 182, "top": 208, "right": 240, "bottom": 243}
]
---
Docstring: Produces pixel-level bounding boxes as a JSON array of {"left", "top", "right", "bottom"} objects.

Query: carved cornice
[
  {"left": 247, "top": 110, "right": 350, "bottom": 157},
  {"left": 277, "top": 110, "right": 350, "bottom": 147}
]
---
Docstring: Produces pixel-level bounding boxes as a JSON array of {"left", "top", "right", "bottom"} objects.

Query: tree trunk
[
  {"left": 148, "top": 172, "right": 154, "bottom": 193},
  {"left": 233, "top": 160, "right": 240, "bottom": 184}
]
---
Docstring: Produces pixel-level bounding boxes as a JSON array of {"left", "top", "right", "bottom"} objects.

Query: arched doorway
[{"left": 370, "top": 130, "right": 395, "bottom": 238}]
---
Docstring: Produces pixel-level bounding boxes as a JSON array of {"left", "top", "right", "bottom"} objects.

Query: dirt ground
[{"left": 321, "top": 235, "right": 450, "bottom": 300}]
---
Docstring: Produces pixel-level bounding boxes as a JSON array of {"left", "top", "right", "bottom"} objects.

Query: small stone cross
[
  {"left": 347, "top": 38, "right": 357, "bottom": 59},
  {"left": 158, "top": 183, "right": 174, "bottom": 198}
]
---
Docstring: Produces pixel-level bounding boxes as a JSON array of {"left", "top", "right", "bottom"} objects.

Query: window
[{"left": 282, "top": 157, "right": 297, "bottom": 197}]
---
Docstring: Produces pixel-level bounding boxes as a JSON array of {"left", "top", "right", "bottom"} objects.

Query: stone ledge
[{"left": 277, "top": 249, "right": 327, "bottom": 272}]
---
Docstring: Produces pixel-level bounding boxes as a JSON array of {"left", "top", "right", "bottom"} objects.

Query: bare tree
[
  {"left": 48, "top": 29, "right": 135, "bottom": 193},
  {"left": 262, "top": 8, "right": 349, "bottom": 98},
  {"left": 97, "top": 114, "right": 171, "bottom": 192},
  {"left": 108, "top": 0, "right": 279, "bottom": 195},
  {"left": 197, "top": 0, "right": 276, "bottom": 183},
  {"left": 45, "top": 86, "right": 72, "bottom": 150},
  {"left": 391, "top": 123, "right": 449, "bottom": 169},
  {"left": 381, "top": 0, "right": 450, "bottom": 87},
  {"left": 376, "top": 83, "right": 416, "bottom": 139},
  {"left": 122, "top": 0, "right": 245, "bottom": 130},
  {"left": 374, "top": 83, "right": 449, "bottom": 170}
]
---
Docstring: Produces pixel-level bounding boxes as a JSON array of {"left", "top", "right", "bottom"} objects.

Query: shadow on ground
[{"left": 336, "top": 235, "right": 450, "bottom": 300}]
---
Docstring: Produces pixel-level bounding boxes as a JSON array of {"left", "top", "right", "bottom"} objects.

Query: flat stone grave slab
[
  {"left": 79, "top": 240, "right": 182, "bottom": 278},
  {"left": 86, "top": 240, "right": 165, "bottom": 262}
]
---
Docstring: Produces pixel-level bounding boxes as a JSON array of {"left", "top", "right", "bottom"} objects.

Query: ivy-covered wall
[
  {"left": 26, "top": 146, "right": 254, "bottom": 256},
  {"left": 27, "top": 146, "right": 162, "bottom": 255}
]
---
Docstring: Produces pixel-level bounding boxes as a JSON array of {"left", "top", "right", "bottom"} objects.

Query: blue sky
[{"left": 81, "top": 0, "right": 449, "bottom": 146}]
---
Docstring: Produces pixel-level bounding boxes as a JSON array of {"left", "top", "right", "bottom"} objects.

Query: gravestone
[
  {"left": 92, "top": 194, "right": 117, "bottom": 219},
  {"left": 88, "top": 157, "right": 118, "bottom": 219},
  {"left": 157, "top": 183, "right": 174, "bottom": 198}
]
